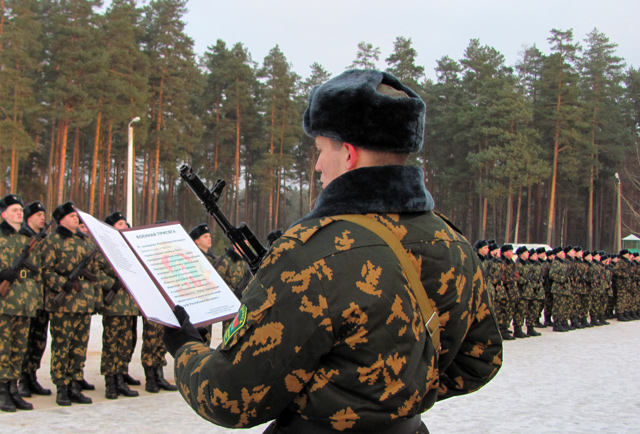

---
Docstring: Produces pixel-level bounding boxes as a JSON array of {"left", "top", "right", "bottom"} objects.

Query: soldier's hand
[
  {"left": 63, "top": 280, "right": 77, "bottom": 292},
  {"left": 163, "top": 305, "right": 205, "bottom": 357},
  {"left": 0, "top": 269, "right": 19, "bottom": 283}
]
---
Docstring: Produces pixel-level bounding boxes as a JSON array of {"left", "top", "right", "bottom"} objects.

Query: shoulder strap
[{"left": 332, "top": 215, "right": 441, "bottom": 351}]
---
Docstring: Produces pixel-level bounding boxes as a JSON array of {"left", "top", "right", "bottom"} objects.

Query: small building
[{"left": 622, "top": 234, "right": 640, "bottom": 254}]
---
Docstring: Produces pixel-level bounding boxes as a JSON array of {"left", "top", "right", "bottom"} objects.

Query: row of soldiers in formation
[
  {"left": 0, "top": 193, "right": 255, "bottom": 413},
  {"left": 473, "top": 239, "right": 640, "bottom": 340}
]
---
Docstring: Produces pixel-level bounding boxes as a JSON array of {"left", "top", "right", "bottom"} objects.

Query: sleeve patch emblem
[{"left": 223, "top": 304, "right": 248, "bottom": 346}]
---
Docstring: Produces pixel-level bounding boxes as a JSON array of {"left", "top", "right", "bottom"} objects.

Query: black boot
[
  {"left": 69, "top": 380, "right": 92, "bottom": 404},
  {"left": 116, "top": 374, "right": 139, "bottom": 397},
  {"left": 77, "top": 378, "right": 95, "bottom": 390},
  {"left": 513, "top": 326, "right": 529, "bottom": 338},
  {"left": 123, "top": 373, "right": 141, "bottom": 386},
  {"left": 56, "top": 384, "right": 71, "bottom": 406},
  {"left": 18, "top": 373, "right": 31, "bottom": 397},
  {"left": 582, "top": 317, "right": 593, "bottom": 327},
  {"left": 526, "top": 326, "right": 541, "bottom": 337},
  {"left": 155, "top": 367, "right": 177, "bottom": 391},
  {"left": 618, "top": 312, "right": 630, "bottom": 322},
  {"left": 9, "top": 380, "right": 33, "bottom": 410},
  {"left": 0, "top": 382, "right": 16, "bottom": 412},
  {"left": 571, "top": 318, "right": 582, "bottom": 329},
  {"left": 500, "top": 328, "right": 515, "bottom": 340},
  {"left": 543, "top": 316, "right": 554, "bottom": 327},
  {"left": 27, "top": 372, "right": 51, "bottom": 396},
  {"left": 599, "top": 315, "right": 610, "bottom": 325},
  {"left": 144, "top": 366, "right": 159, "bottom": 393},
  {"left": 552, "top": 323, "right": 567, "bottom": 332},
  {"left": 590, "top": 316, "right": 601, "bottom": 326},
  {"left": 105, "top": 376, "right": 118, "bottom": 400}
]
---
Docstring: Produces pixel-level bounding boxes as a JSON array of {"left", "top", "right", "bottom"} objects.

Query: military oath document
[{"left": 77, "top": 209, "right": 240, "bottom": 328}]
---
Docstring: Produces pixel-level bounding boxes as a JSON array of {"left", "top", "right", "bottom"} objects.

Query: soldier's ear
[{"left": 344, "top": 143, "right": 359, "bottom": 171}]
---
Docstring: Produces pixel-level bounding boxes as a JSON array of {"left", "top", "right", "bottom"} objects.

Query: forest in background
[{"left": 1, "top": 0, "right": 639, "bottom": 253}]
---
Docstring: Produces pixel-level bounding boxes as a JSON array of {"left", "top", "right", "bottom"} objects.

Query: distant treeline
[{"left": 0, "top": 0, "right": 638, "bottom": 252}]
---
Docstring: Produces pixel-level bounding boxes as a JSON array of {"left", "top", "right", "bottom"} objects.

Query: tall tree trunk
[
  {"left": 546, "top": 79, "right": 563, "bottom": 246},
  {"left": 514, "top": 186, "right": 522, "bottom": 244},
  {"left": 89, "top": 110, "right": 102, "bottom": 214},
  {"left": 504, "top": 179, "right": 513, "bottom": 242},
  {"left": 57, "top": 115, "right": 70, "bottom": 204},
  {"left": 234, "top": 88, "right": 241, "bottom": 225}
]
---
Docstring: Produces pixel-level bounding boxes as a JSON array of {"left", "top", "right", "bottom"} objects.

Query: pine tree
[{"left": 348, "top": 41, "right": 381, "bottom": 70}]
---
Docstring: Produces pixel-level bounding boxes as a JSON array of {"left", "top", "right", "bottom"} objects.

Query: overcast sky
[{"left": 174, "top": 0, "right": 639, "bottom": 81}]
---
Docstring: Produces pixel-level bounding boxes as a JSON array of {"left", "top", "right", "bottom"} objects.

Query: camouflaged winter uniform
[
  {"left": 215, "top": 248, "right": 249, "bottom": 300},
  {"left": 489, "top": 258, "right": 508, "bottom": 331},
  {"left": 40, "top": 225, "right": 98, "bottom": 386},
  {"left": 541, "top": 259, "right": 553, "bottom": 324},
  {"left": 513, "top": 259, "right": 529, "bottom": 330},
  {"left": 0, "top": 221, "right": 41, "bottom": 382},
  {"left": 523, "top": 261, "right": 544, "bottom": 329},
  {"left": 173, "top": 166, "right": 503, "bottom": 433},
  {"left": 17, "top": 225, "right": 49, "bottom": 378},
  {"left": 97, "top": 253, "right": 139, "bottom": 376},
  {"left": 549, "top": 258, "right": 571, "bottom": 325},
  {"left": 612, "top": 259, "right": 629, "bottom": 317}
]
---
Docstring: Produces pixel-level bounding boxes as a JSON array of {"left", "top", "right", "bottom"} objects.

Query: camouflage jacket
[
  {"left": 215, "top": 248, "right": 248, "bottom": 299},
  {"left": 612, "top": 259, "right": 632, "bottom": 293},
  {"left": 502, "top": 259, "right": 517, "bottom": 299},
  {"left": 515, "top": 259, "right": 529, "bottom": 299},
  {"left": 0, "top": 221, "right": 42, "bottom": 316},
  {"left": 549, "top": 258, "right": 571, "bottom": 295},
  {"left": 173, "top": 165, "right": 502, "bottom": 431},
  {"left": 540, "top": 260, "right": 552, "bottom": 293},
  {"left": 489, "top": 258, "right": 507, "bottom": 301},
  {"left": 522, "top": 261, "right": 543, "bottom": 300},
  {"left": 96, "top": 251, "right": 138, "bottom": 316},
  {"left": 573, "top": 260, "right": 589, "bottom": 295},
  {"left": 40, "top": 225, "right": 98, "bottom": 313}
]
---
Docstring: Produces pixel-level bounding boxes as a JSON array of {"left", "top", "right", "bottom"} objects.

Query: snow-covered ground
[{"left": 1, "top": 317, "right": 639, "bottom": 433}]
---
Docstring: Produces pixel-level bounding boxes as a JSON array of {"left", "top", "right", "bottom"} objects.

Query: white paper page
[
  {"left": 120, "top": 223, "right": 241, "bottom": 326},
  {"left": 77, "top": 210, "right": 179, "bottom": 327}
]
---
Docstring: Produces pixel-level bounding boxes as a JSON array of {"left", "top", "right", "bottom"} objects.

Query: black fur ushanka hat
[
  {"left": 303, "top": 69, "right": 426, "bottom": 153},
  {"left": 52, "top": 201, "right": 75, "bottom": 224},
  {"left": 105, "top": 211, "right": 126, "bottom": 227},
  {"left": 0, "top": 194, "right": 23, "bottom": 213},
  {"left": 24, "top": 201, "right": 46, "bottom": 220},
  {"left": 189, "top": 223, "right": 210, "bottom": 240}
]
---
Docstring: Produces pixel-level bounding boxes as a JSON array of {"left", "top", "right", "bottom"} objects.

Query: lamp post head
[
  {"left": 615, "top": 172, "right": 620, "bottom": 182},
  {"left": 129, "top": 117, "right": 141, "bottom": 127}
]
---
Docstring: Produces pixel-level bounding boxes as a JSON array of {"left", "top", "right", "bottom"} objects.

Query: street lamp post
[
  {"left": 127, "top": 117, "right": 141, "bottom": 225},
  {"left": 614, "top": 172, "right": 621, "bottom": 252}
]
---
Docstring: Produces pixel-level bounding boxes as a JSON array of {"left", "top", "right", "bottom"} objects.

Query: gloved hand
[
  {"left": 163, "top": 305, "right": 205, "bottom": 357},
  {"left": 63, "top": 280, "right": 77, "bottom": 292},
  {"left": 0, "top": 269, "right": 19, "bottom": 283}
]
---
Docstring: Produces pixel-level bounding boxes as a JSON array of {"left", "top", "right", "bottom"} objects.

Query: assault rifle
[
  {"left": 0, "top": 221, "right": 53, "bottom": 298},
  {"left": 53, "top": 247, "right": 99, "bottom": 306},
  {"left": 103, "top": 279, "right": 122, "bottom": 306},
  {"left": 179, "top": 164, "right": 267, "bottom": 276}
]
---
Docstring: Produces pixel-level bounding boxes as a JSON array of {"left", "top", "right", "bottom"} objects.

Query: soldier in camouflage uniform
[
  {"left": 632, "top": 253, "right": 640, "bottom": 319},
  {"left": 549, "top": 247, "right": 571, "bottom": 332},
  {"left": 588, "top": 252, "right": 608, "bottom": 326},
  {"left": 164, "top": 70, "right": 502, "bottom": 433},
  {"left": 523, "top": 249, "right": 542, "bottom": 336},
  {"left": 573, "top": 248, "right": 592, "bottom": 328},
  {"left": 140, "top": 219, "right": 177, "bottom": 394},
  {"left": 189, "top": 223, "right": 217, "bottom": 345},
  {"left": 0, "top": 195, "right": 39, "bottom": 412},
  {"left": 40, "top": 202, "right": 98, "bottom": 406},
  {"left": 512, "top": 246, "right": 530, "bottom": 338},
  {"left": 613, "top": 249, "right": 634, "bottom": 321},
  {"left": 17, "top": 202, "right": 52, "bottom": 398},
  {"left": 533, "top": 247, "right": 549, "bottom": 328},
  {"left": 99, "top": 212, "right": 140, "bottom": 399}
]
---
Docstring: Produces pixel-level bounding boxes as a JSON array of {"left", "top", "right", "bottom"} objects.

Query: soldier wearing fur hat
[
  {"left": 512, "top": 246, "right": 531, "bottom": 338},
  {"left": 0, "top": 194, "right": 40, "bottom": 412},
  {"left": 493, "top": 244, "right": 516, "bottom": 340},
  {"left": 549, "top": 247, "right": 573, "bottom": 331},
  {"left": 98, "top": 212, "right": 140, "bottom": 400},
  {"left": 189, "top": 223, "right": 217, "bottom": 267},
  {"left": 164, "top": 70, "right": 502, "bottom": 433},
  {"left": 188, "top": 223, "right": 217, "bottom": 344},
  {"left": 16, "top": 201, "right": 53, "bottom": 399},
  {"left": 612, "top": 249, "right": 634, "bottom": 321},
  {"left": 40, "top": 202, "right": 99, "bottom": 406}
]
